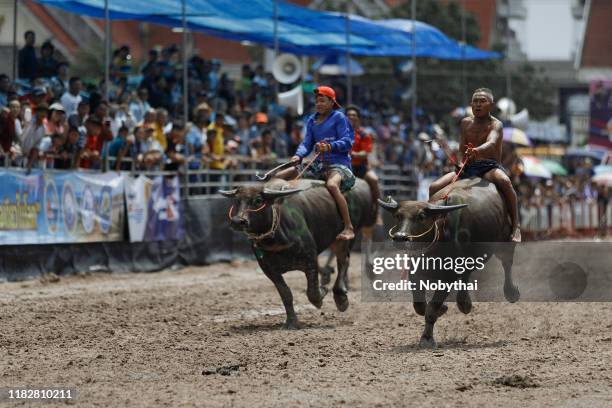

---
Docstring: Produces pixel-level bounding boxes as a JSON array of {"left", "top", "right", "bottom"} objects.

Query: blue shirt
[{"left": 295, "top": 110, "right": 354, "bottom": 168}]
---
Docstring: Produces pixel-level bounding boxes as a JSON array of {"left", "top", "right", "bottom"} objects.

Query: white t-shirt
[
  {"left": 20, "top": 122, "right": 47, "bottom": 156},
  {"left": 60, "top": 92, "right": 82, "bottom": 116}
]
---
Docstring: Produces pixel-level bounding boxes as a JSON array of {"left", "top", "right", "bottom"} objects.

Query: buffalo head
[
  {"left": 378, "top": 196, "right": 467, "bottom": 242},
  {"left": 220, "top": 185, "right": 301, "bottom": 233}
]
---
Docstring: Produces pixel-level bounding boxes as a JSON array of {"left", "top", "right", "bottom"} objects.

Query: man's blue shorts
[
  {"left": 459, "top": 159, "right": 508, "bottom": 179},
  {"left": 297, "top": 160, "right": 356, "bottom": 193}
]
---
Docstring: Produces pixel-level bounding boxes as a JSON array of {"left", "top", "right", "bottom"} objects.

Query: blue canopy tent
[{"left": 33, "top": 0, "right": 501, "bottom": 120}]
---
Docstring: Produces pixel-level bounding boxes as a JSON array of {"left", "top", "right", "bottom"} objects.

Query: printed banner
[
  {"left": 126, "top": 175, "right": 184, "bottom": 242},
  {"left": 589, "top": 80, "right": 612, "bottom": 149},
  {"left": 0, "top": 170, "right": 125, "bottom": 245}
]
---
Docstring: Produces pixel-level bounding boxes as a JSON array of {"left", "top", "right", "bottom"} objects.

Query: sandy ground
[{"left": 1, "top": 254, "right": 612, "bottom": 408}]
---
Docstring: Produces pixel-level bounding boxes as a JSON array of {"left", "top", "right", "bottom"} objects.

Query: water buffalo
[
  {"left": 221, "top": 177, "right": 376, "bottom": 329},
  {"left": 378, "top": 177, "right": 520, "bottom": 348}
]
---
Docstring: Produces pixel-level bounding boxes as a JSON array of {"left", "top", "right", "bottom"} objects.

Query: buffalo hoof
[
  {"left": 456, "top": 290, "right": 472, "bottom": 314},
  {"left": 419, "top": 336, "right": 437, "bottom": 349},
  {"left": 436, "top": 304, "right": 448, "bottom": 318},
  {"left": 284, "top": 320, "right": 300, "bottom": 330},
  {"left": 413, "top": 301, "right": 426, "bottom": 316},
  {"left": 504, "top": 283, "right": 520, "bottom": 303},
  {"left": 320, "top": 266, "right": 334, "bottom": 286},
  {"left": 333, "top": 291, "right": 349, "bottom": 312}
]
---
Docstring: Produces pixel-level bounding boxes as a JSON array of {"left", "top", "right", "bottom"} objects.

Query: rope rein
[{"left": 436, "top": 143, "right": 474, "bottom": 202}]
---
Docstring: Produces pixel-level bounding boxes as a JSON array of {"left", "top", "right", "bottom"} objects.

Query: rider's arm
[
  {"left": 329, "top": 115, "right": 354, "bottom": 153},
  {"left": 473, "top": 121, "right": 502, "bottom": 158},
  {"left": 295, "top": 118, "right": 314, "bottom": 159}
]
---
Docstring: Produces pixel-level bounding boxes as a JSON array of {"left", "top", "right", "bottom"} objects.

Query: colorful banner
[
  {"left": 589, "top": 80, "right": 612, "bottom": 149},
  {"left": 126, "top": 175, "right": 184, "bottom": 242},
  {"left": 0, "top": 170, "right": 125, "bottom": 245}
]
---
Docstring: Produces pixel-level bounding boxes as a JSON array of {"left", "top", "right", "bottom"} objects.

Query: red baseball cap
[{"left": 314, "top": 86, "right": 341, "bottom": 109}]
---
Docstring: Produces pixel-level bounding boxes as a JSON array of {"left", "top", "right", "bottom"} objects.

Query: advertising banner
[
  {"left": 0, "top": 170, "right": 124, "bottom": 245},
  {"left": 589, "top": 80, "right": 612, "bottom": 149},
  {"left": 126, "top": 175, "right": 184, "bottom": 242}
]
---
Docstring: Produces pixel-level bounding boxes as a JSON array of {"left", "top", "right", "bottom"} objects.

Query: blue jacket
[{"left": 295, "top": 110, "right": 354, "bottom": 168}]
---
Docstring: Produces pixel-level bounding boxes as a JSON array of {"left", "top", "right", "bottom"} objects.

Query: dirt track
[{"left": 1, "top": 255, "right": 612, "bottom": 407}]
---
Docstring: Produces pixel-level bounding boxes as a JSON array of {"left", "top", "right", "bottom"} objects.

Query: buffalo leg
[
  {"left": 330, "top": 241, "right": 350, "bottom": 312},
  {"left": 456, "top": 273, "right": 473, "bottom": 314},
  {"left": 263, "top": 271, "right": 299, "bottom": 329},
  {"left": 412, "top": 285, "right": 426, "bottom": 316},
  {"left": 305, "top": 260, "right": 328, "bottom": 309},
  {"left": 498, "top": 245, "right": 520, "bottom": 303},
  {"left": 419, "top": 289, "right": 449, "bottom": 349}
]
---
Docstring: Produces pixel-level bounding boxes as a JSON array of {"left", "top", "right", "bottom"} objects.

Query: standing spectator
[
  {"left": 39, "top": 132, "right": 67, "bottom": 168},
  {"left": 0, "top": 100, "right": 22, "bottom": 162},
  {"left": 0, "top": 74, "right": 10, "bottom": 108},
  {"left": 134, "top": 125, "right": 164, "bottom": 169},
  {"left": 54, "top": 126, "right": 81, "bottom": 169},
  {"left": 250, "top": 128, "right": 277, "bottom": 166},
  {"left": 46, "top": 103, "right": 67, "bottom": 136},
  {"left": 185, "top": 103, "right": 210, "bottom": 167},
  {"left": 68, "top": 99, "right": 89, "bottom": 130},
  {"left": 60, "top": 77, "right": 82, "bottom": 116},
  {"left": 50, "top": 62, "right": 70, "bottom": 97},
  {"left": 208, "top": 60, "right": 221, "bottom": 95},
  {"left": 38, "top": 41, "right": 59, "bottom": 78},
  {"left": 107, "top": 125, "right": 135, "bottom": 170},
  {"left": 129, "top": 87, "right": 151, "bottom": 124},
  {"left": 19, "top": 103, "right": 48, "bottom": 172},
  {"left": 90, "top": 101, "right": 114, "bottom": 154},
  {"left": 165, "top": 123, "right": 187, "bottom": 171},
  {"left": 77, "top": 117, "right": 103, "bottom": 169},
  {"left": 153, "top": 108, "right": 170, "bottom": 150},
  {"left": 140, "top": 49, "right": 158, "bottom": 74},
  {"left": 18, "top": 31, "right": 38, "bottom": 81}
]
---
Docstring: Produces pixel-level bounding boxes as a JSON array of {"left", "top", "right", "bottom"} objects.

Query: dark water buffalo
[
  {"left": 222, "top": 178, "right": 376, "bottom": 329},
  {"left": 378, "top": 177, "right": 520, "bottom": 348}
]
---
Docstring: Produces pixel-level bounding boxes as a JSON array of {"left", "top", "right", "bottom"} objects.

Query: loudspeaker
[
  {"left": 278, "top": 85, "right": 304, "bottom": 115},
  {"left": 272, "top": 53, "right": 302, "bottom": 84}
]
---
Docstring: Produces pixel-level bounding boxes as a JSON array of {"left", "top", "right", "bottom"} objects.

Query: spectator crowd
[{"left": 0, "top": 30, "right": 609, "bottom": 216}]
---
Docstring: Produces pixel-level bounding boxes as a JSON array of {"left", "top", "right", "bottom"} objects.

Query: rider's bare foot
[
  {"left": 336, "top": 226, "right": 355, "bottom": 241},
  {"left": 510, "top": 226, "right": 522, "bottom": 243}
]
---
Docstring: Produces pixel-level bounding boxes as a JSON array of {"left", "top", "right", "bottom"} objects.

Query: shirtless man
[{"left": 429, "top": 88, "right": 521, "bottom": 242}]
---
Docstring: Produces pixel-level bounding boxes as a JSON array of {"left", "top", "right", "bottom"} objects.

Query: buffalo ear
[
  {"left": 262, "top": 187, "right": 302, "bottom": 200},
  {"left": 378, "top": 196, "right": 399, "bottom": 213},
  {"left": 424, "top": 203, "right": 467, "bottom": 215},
  {"left": 219, "top": 188, "right": 238, "bottom": 198}
]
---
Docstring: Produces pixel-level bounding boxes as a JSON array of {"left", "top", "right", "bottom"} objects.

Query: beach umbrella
[
  {"left": 593, "top": 165, "right": 612, "bottom": 175},
  {"left": 312, "top": 54, "right": 365, "bottom": 76},
  {"left": 521, "top": 156, "right": 552, "bottom": 179},
  {"left": 592, "top": 172, "right": 612, "bottom": 187},
  {"left": 539, "top": 159, "right": 568, "bottom": 176},
  {"left": 503, "top": 127, "right": 531, "bottom": 146}
]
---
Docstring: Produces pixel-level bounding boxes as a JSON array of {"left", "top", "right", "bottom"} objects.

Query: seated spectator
[
  {"left": 107, "top": 125, "right": 135, "bottom": 171},
  {"left": 185, "top": 106, "right": 210, "bottom": 169},
  {"left": 109, "top": 103, "right": 135, "bottom": 137},
  {"left": 19, "top": 102, "right": 48, "bottom": 172},
  {"left": 134, "top": 125, "right": 163, "bottom": 170},
  {"left": 60, "top": 76, "right": 82, "bottom": 116},
  {"left": 141, "top": 108, "right": 156, "bottom": 128},
  {"left": 77, "top": 117, "right": 103, "bottom": 169},
  {"left": 165, "top": 122, "right": 187, "bottom": 171}
]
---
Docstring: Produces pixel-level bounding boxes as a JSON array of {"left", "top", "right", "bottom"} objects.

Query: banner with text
[
  {"left": 126, "top": 175, "right": 184, "bottom": 242},
  {"left": 0, "top": 170, "right": 125, "bottom": 245}
]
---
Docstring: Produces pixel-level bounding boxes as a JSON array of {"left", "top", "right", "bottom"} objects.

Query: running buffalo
[
  {"left": 221, "top": 177, "right": 376, "bottom": 329},
  {"left": 378, "top": 177, "right": 520, "bottom": 348}
]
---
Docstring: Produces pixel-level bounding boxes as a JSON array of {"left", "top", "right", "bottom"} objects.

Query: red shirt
[{"left": 351, "top": 128, "right": 373, "bottom": 167}]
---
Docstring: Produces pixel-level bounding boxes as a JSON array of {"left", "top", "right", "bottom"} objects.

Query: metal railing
[{"left": 0, "top": 152, "right": 419, "bottom": 200}]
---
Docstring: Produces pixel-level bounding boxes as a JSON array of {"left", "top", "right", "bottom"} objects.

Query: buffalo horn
[
  {"left": 424, "top": 203, "right": 468, "bottom": 215},
  {"left": 378, "top": 196, "right": 399, "bottom": 212},
  {"left": 262, "top": 187, "right": 302, "bottom": 199},
  {"left": 218, "top": 188, "right": 238, "bottom": 198}
]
